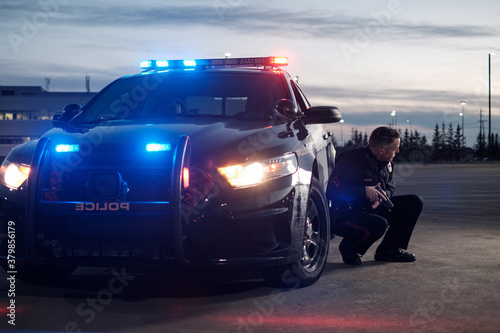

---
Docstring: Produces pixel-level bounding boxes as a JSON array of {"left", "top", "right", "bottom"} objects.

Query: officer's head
[{"left": 369, "top": 126, "right": 400, "bottom": 162}]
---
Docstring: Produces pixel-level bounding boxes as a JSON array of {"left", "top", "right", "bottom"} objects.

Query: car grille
[
  {"left": 40, "top": 143, "right": 172, "bottom": 203},
  {"left": 42, "top": 168, "right": 170, "bottom": 202}
]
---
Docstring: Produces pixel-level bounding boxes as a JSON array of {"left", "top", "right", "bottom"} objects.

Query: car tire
[{"left": 261, "top": 178, "right": 330, "bottom": 288}]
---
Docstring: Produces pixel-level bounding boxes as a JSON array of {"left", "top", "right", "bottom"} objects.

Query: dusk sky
[{"left": 1, "top": 0, "right": 499, "bottom": 146}]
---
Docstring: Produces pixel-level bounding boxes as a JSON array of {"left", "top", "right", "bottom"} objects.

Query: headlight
[
  {"left": 0, "top": 160, "right": 30, "bottom": 190},
  {"left": 218, "top": 153, "right": 297, "bottom": 188}
]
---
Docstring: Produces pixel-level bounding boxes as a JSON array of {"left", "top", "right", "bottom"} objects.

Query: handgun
[{"left": 375, "top": 185, "right": 394, "bottom": 211}]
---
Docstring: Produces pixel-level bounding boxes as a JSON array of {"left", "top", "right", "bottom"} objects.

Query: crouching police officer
[{"left": 327, "top": 126, "right": 423, "bottom": 265}]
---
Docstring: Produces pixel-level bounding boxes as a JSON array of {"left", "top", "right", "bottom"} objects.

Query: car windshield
[{"left": 75, "top": 71, "right": 288, "bottom": 124}]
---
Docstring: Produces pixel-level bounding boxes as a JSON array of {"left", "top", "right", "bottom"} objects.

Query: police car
[{"left": 0, "top": 56, "right": 341, "bottom": 287}]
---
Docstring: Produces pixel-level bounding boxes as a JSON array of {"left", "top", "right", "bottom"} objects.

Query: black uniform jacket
[{"left": 328, "top": 146, "right": 395, "bottom": 212}]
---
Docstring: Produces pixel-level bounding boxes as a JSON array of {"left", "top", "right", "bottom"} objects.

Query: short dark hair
[{"left": 369, "top": 126, "right": 400, "bottom": 149}]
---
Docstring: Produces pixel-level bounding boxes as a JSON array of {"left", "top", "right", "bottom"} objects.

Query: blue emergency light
[
  {"left": 140, "top": 60, "right": 169, "bottom": 69},
  {"left": 146, "top": 143, "right": 171, "bottom": 152},
  {"left": 55, "top": 144, "right": 80, "bottom": 153},
  {"left": 156, "top": 60, "right": 169, "bottom": 68},
  {"left": 140, "top": 56, "right": 288, "bottom": 70},
  {"left": 140, "top": 60, "right": 153, "bottom": 69},
  {"left": 183, "top": 59, "right": 197, "bottom": 67}
]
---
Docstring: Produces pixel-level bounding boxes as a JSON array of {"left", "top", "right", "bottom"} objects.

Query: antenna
[
  {"left": 45, "top": 77, "right": 50, "bottom": 91},
  {"left": 85, "top": 75, "right": 90, "bottom": 93},
  {"left": 479, "top": 108, "right": 487, "bottom": 140}
]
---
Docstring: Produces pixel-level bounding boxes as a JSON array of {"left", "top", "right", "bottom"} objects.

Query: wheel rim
[{"left": 301, "top": 195, "right": 322, "bottom": 272}]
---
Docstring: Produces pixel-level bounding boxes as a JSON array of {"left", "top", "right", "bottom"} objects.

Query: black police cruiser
[{"left": 0, "top": 56, "right": 341, "bottom": 287}]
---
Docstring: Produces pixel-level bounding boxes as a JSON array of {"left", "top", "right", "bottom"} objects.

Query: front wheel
[{"left": 261, "top": 179, "right": 330, "bottom": 288}]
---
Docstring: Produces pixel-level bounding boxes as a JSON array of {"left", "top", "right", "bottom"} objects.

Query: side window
[{"left": 291, "top": 81, "right": 310, "bottom": 113}]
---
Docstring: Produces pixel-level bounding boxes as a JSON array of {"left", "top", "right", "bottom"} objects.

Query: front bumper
[{"left": 0, "top": 183, "right": 306, "bottom": 268}]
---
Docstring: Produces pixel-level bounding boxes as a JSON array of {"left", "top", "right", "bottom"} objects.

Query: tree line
[{"left": 335, "top": 123, "right": 500, "bottom": 162}]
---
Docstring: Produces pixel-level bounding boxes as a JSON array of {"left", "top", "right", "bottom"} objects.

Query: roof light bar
[{"left": 139, "top": 56, "right": 288, "bottom": 70}]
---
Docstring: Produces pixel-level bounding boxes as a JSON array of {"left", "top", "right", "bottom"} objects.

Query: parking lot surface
[{"left": 1, "top": 162, "right": 500, "bottom": 333}]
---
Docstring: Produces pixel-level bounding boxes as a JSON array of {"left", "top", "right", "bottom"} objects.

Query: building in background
[{"left": 0, "top": 85, "right": 97, "bottom": 160}]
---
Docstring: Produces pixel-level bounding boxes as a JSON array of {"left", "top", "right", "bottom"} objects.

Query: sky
[{"left": 1, "top": 0, "right": 499, "bottom": 146}]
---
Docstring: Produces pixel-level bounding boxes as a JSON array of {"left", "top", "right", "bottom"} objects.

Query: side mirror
[
  {"left": 53, "top": 104, "right": 81, "bottom": 128},
  {"left": 302, "top": 106, "right": 342, "bottom": 124},
  {"left": 275, "top": 99, "right": 299, "bottom": 120}
]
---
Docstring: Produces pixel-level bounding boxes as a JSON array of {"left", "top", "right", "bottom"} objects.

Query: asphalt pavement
[
  {"left": 1, "top": 162, "right": 499, "bottom": 333},
  {"left": 322, "top": 162, "right": 500, "bottom": 333}
]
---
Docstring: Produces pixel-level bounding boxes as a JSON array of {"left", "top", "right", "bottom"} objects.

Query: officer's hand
[{"left": 365, "top": 184, "right": 386, "bottom": 209}]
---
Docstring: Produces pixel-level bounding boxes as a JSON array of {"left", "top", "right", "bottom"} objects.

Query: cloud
[
  {"left": 302, "top": 84, "right": 460, "bottom": 108},
  {"left": 2, "top": 2, "right": 496, "bottom": 41},
  {"left": 390, "top": 22, "right": 495, "bottom": 39}
]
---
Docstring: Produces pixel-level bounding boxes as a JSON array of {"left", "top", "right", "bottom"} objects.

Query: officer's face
[{"left": 376, "top": 138, "right": 400, "bottom": 162}]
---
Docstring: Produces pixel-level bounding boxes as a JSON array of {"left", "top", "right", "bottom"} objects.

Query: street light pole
[
  {"left": 340, "top": 119, "right": 344, "bottom": 147},
  {"left": 460, "top": 101, "right": 466, "bottom": 148},
  {"left": 489, "top": 53, "right": 494, "bottom": 157}
]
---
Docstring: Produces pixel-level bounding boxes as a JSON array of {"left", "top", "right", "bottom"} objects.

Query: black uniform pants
[{"left": 336, "top": 194, "right": 424, "bottom": 255}]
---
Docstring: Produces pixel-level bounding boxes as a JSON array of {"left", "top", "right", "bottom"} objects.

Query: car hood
[{"left": 42, "top": 118, "right": 297, "bottom": 165}]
